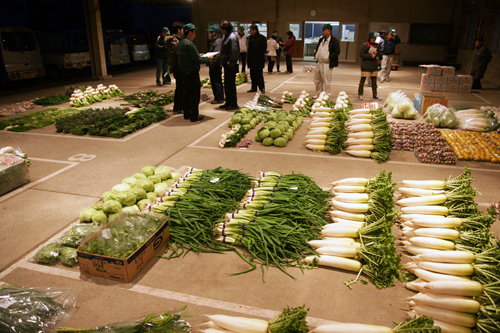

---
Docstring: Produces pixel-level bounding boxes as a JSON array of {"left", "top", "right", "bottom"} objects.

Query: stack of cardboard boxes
[{"left": 420, "top": 65, "right": 473, "bottom": 93}]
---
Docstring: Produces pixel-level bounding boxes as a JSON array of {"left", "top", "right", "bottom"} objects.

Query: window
[
  {"left": 341, "top": 24, "right": 356, "bottom": 42},
  {"left": 289, "top": 24, "right": 302, "bottom": 41},
  {"left": 1, "top": 32, "right": 38, "bottom": 52}
]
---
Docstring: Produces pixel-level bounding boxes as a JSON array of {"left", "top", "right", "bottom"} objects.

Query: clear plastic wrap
[
  {"left": 424, "top": 104, "right": 459, "bottom": 128},
  {"left": 0, "top": 282, "right": 75, "bottom": 332},
  {"left": 454, "top": 108, "right": 500, "bottom": 132},
  {"left": 385, "top": 91, "right": 418, "bottom": 119}
]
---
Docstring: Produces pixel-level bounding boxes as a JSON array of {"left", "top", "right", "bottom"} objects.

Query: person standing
[
  {"left": 167, "top": 22, "right": 184, "bottom": 114},
  {"left": 313, "top": 24, "right": 340, "bottom": 97},
  {"left": 273, "top": 30, "right": 283, "bottom": 72},
  {"left": 247, "top": 24, "right": 267, "bottom": 93},
  {"left": 237, "top": 26, "right": 247, "bottom": 73},
  {"left": 471, "top": 36, "right": 492, "bottom": 89},
  {"left": 358, "top": 31, "right": 382, "bottom": 101},
  {"left": 207, "top": 26, "right": 224, "bottom": 104},
  {"left": 266, "top": 34, "right": 279, "bottom": 72},
  {"left": 379, "top": 28, "right": 400, "bottom": 83},
  {"left": 176, "top": 23, "right": 212, "bottom": 122},
  {"left": 282, "top": 31, "right": 296, "bottom": 73},
  {"left": 218, "top": 21, "right": 240, "bottom": 110},
  {"left": 155, "top": 27, "right": 172, "bottom": 86}
]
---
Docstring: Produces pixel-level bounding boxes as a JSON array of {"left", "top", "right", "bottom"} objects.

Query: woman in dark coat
[{"left": 358, "top": 31, "right": 382, "bottom": 100}]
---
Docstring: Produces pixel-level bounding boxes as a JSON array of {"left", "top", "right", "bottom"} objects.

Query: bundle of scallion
[
  {"left": 398, "top": 167, "right": 500, "bottom": 332},
  {"left": 345, "top": 108, "right": 392, "bottom": 163},
  {"left": 214, "top": 171, "right": 331, "bottom": 278},
  {"left": 304, "top": 171, "right": 404, "bottom": 289}
]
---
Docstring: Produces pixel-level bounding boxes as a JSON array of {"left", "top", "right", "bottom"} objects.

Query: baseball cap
[
  {"left": 475, "top": 36, "right": 484, "bottom": 42},
  {"left": 183, "top": 23, "right": 198, "bottom": 34},
  {"left": 369, "top": 31, "right": 379, "bottom": 38},
  {"left": 239, "top": 26, "right": 245, "bottom": 31},
  {"left": 208, "top": 26, "right": 219, "bottom": 33},
  {"left": 322, "top": 23, "right": 332, "bottom": 31},
  {"left": 162, "top": 27, "right": 170, "bottom": 34},
  {"left": 388, "top": 28, "right": 396, "bottom": 34}
]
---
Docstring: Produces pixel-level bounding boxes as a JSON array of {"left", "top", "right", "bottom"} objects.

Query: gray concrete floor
[{"left": 0, "top": 61, "right": 499, "bottom": 331}]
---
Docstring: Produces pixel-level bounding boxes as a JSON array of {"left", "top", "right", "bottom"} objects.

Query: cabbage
[
  {"left": 108, "top": 213, "right": 119, "bottom": 223},
  {"left": 137, "top": 179, "right": 154, "bottom": 192},
  {"left": 91, "top": 200, "right": 104, "bottom": 211},
  {"left": 147, "top": 175, "right": 162, "bottom": 184},
  {"left": 103, "top": 200, "right": 122, "bottom": 214},
  {"left": 102, "top": 191, "right": 120, "bottom": 202},
  {"left": 154, "top": 166, "right": 172, "bottom": 181},
  {"left": 122, "top": 177, "right": 139, "bottom": 188},
  {"left": 133, "top": 173, "right": 147, "bottom": 180},
  {"left": 391, "top": 109, "right": 403, "bottom": 119},
  {"left": 112, "top": 183, "right": 131, "bottom": 192},
  {"left": 129, "top": 186, "right": 147, "bottom": 201},
  {"left": 146, "top": 192, "right": 157, "bottom": 201},
  {"left": 406, "top": 107, "right": 418, "bottom": 120},
  {"left": 79, "top": 208, "right": 97, "bottom": 222},
  {"left": 154, "top": 183, "right": 169, "bottom": 196},
  {"left": 255, "top": 132, "right": 262, "bottom": 142},
  {"left": 141, "top": 165, "right": 156, "bottom": 177},
  {"left": 274, "top": 136, "right": 287, "bottom": 147},
  {"left": 258, "top": 128, "right": 270, "bottom": 139},
  {"left": 162, "top": 179, "right": 174, "bottom": 187},
  {"left": 119, "top": 192, "right": 136, "bottom": 207},
  {"left": 262, "top": 137, "right": 274, "bottom": 146},
  {"left": 137, "top": 198, "right": 153, "bottom": 210},
  {"left": 270, "top": 128, "right": 282, "bottom": 139},
  {"left": 171, "top": 172, "right": 181, "bottom": 182},
  {"left": 121, "top": 205, "right": 140, "bottom": 214},
  {"left": 91, "top": 210, "right": 108, "bottom": 225}
]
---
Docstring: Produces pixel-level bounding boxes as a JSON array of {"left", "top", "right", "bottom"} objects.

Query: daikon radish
[
  {"left": 400, "top": 213, "right": 448, "bottom": 221},
  {"left": 349, "top": 108, "right": 371, "bottom": 115},
  {"left": 306, "top": 134, "right": 327, "bottom": 140},
  {"left": 404, "top": 244, "right": 441, "bottom": 256},
  {"left": 346, "top": 118, "right": 372, "bottom": 125},
  {"left": 412, "top": 251, "right": 475, "bottom": 264},
  {"left": 431, "top": 319, "right": 472, "bottom": 333},
  {"left": 422, "top": 280, "right": 483, "bottom": 297},
  {"left": 408, "top": 266, "right": 470, "bottom": 282},
  {"left": 410, "top": 304, "right": 476, "bottom": 328},
  {"left": 308, "top": 128, "right": 329, "bottom": 135},
  {"left": 333, "top": 193, "right": 369, "bottom": 203},
  {"left": 331, "top": 218, "right": 365, "bottom": 227},
  {"left": 406, "top": 228, "right": 460, "bottom": 241},
  {"left": 398, "top": 187, "right": 446, "bottom": 197},
  {"left": 308, "top": 239, "right": 360, "bottom": 249},
  {"left": 349, "top": 113, "right": 372, "bottom": 119},
  {"left": 330, "top": 178, "right": 369, "bottom": 187},
  {"left": 401, "top": 180, "right": 446, "bottom": 190},
  {"left": 206, "top": 315, "right": 269, "bottom": 333},
  {"left": 417, "top": 261, "right": 474, "bottom": 276},
  {"left": 349, "top": 124, "right": 373, "bottom": 132},
  {"left": 401, "top": 206, "right": 449, "bottom": 215},
  {"left": 306, "top": 139, "right": 327, "bottom": 145},
  {"left": 331, "top": 200, "right": 370, "bottom": 213},
  {"left": 321, "top": 226, "right": 359, "bottom": 238},
  {"left": 346, "top": 150, "right": 372, "bottom": 158},
  {"left": 397, "top": 194, "right": 447, "bottom": 207},
  {"left": 348, "top": 131, "right": 374, "bottom": 139},
  {"left": 411, "top": 218, "right": 462, "bottom": 229},
  {"left": 405, "top": 279, "right": 428, "bottom": 292},
  {"left": 346, "top": 138, "right": 374, "bottom": 146},
  {"left": 331, "top": 185, "right": 366, "bottom": 193},
  {"left": 303, "top": 255, "right": 362, "bottom": 272},
  {"left": 316, "top": 246, "right": 359, "bottom": 258},
  {"left": 408, "top": 237, "right": 455, "bottom": 251},
  {"left": 329, "top": 210, "right": 365, "bottom": 221},
  {"left": 411, "top": 292, "right": 480, "bottom": 314},
  {"left": 312, "top": 323, "right": 392, "bottom": 333},
  {"left": 306, "top": 144, "right": 326, "bottom": 151},
  {"left": 347, "top": 144, "right": 375, "bottom": 151}
]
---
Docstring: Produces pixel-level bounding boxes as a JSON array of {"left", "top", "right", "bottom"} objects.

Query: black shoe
[
  {"left": 210, "top": 99, "right": 225, "bottom": 104},
  {"left": 218, "top": 104, "right": 229, "bottom": 109},
  {"left": 247, "top": 89, "right": 257, "bottom": 93},
  {"left": 163, "top": 82, "right": 171, "bottom": 85},
  {"left": 156, "top": 83, "right": 162, "bottom": 86},
  {"left": 224, "top": 105, "right": 239, "bottom": 111},
  {"left": 373, "top": 97, "right": 382, "bottom": 101},
  {"left": 172, "top": 109, "right": 183, "bottom": 114},
  {"left": 191, "top": 115, "right": 204, "bottom": 122},
  {"left": 260, "top": 89, "right": 265, "bottom": 93}
]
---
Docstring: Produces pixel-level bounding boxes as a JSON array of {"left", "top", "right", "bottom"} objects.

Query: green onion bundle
[{"left": 325, "top": 107, "right": 350, "bottom": 155}]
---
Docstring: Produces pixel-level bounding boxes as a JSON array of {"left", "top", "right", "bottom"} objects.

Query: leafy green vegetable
[
  {"left": 121, "top": 90, "right": 174, "bottom": 108},
  {"left": 0, "top": 108, "right": 81, "bottom": 132},
  {"left": 79, "top": 208, "right": 97, "bottom": 222},
  {"left": 91, "top": 211, "right": 108, "bottom": 225},
  {"left": 268, "top": 305, "right": 309, "bottom": 333},
  {"left": 33, "top": 94, "right": 70, "bottom": 106},
  {"left": 58, "top": 223, "right": 100, "bottom": 247},
  {"left": 59, "top": 247, "right": 78, "bottom": 266},
  {"left": 154, "top": 166, "right": 172, "bottom": 181},
  {"left": 393, "top": 315, "right": 440, "bottom": 332},
  {"left": 142, "top": 165, "right": 156, "bottom": 177},
  {"left": 103, "top": 200, "right": 122, "bottom": 214},
  {"left": 33, "top": 243, "right": 62, "bottom": 264}
]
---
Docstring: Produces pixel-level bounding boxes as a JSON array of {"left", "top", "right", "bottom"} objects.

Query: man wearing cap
[
  {"left": 247, "top": 24, "right": 267, "bottom": 93},
  {"left": 471, "top": 36, "right": 492, "bottom": 89},
  {"left": 237, "top": 26, "right": 247, "bottom": 73},
  {"left": 176, "top": 23, "right": 213, "bottom": 122},
  {"left": 219, "top": 21, "right": 240, "bottom": 110},
  {"left": 379, "top": 28, "right": 400, "bottom": 83},
  {"left": 313, "top": 23, "right": 340, "bottom": 97},
  {"left": 207, "top": 26, "right": 224, "bottom": 104},
  {"left": 155, "top": 27, "right": 172, "bottom": 86},
  {"left": 358, "top": 31, "right": 382, "bottom": 101}
]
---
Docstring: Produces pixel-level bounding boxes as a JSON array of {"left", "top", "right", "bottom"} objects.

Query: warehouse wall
[
  {"left": 457, "top": 50, "right": 500, "bottom": 87},
  {"left": 191, "top": 0, "right": 458, "bottom": 64}
]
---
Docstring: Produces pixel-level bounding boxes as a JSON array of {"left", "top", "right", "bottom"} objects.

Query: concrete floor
[{"left": 0, "top": 61, "right": 499, "bottom": 331}]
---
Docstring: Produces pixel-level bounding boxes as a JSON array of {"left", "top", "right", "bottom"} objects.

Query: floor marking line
[
  {"left": 189, "top": 145, "right": 500, "bottom": 173},
  {"left": 270, "top": 73, "right": 301, "bottom": 93},
  {"left": 473, "top": 93, "right": 491, "bottom": 104},
  {"left": 189, "top": 119, "right": 229, "bottom": 146}
]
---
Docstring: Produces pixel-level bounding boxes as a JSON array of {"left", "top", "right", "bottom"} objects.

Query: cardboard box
[
  {"left": 420, "top": 82, "right": 435, "bottom": 91},
  {"left": 458, "top": 75, "right": 473, "bottom": 84},
  {"left": 421, "top": 74, "right": 436, "bottom": 83},
  {"left": 434, "top": 83, "right": 447, "bottom": 92},
  {"left": 447, "top": 83, "right": 458, "bottom": 92},
  {"left": 77, "top": 218, "right": 169, "bottom": 283},
  {"left": 416, "top": 91, "right": 448, "bottom": 115},
  {"left": 459, "top": 84, "right": 472, "bottom": 93},
  {"left": 441, "top": 66, "right": 456, "bottom": 76},
  {"left": 0, "top": 154, "right": 30, "bottom": 196},
  {"left": 425, "top": 65, "right": 442, "bottom": 76},
  {"left": 435, "top": 76, "right": 448, "bottom": 84},
  {"left": 447, "top": 76, "right": 459, "bottom": 84}
]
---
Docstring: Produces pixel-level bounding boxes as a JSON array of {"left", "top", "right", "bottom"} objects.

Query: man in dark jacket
[
  {"left": 218, "top": 20, "right": 240, "bottom": 110},
  {"left": 176, "top": 23, "right": 212, "bottom": 122},
  {"left": 167, "top": 22, "right": 184, "bottom": 114},
  {"left": 207, "top": 26, "right": 224, "bottom": 104},
  {"left": 358, "top": 31, "right": 382, "bottom": 100},
  {"left": 471, "top": 37, "right": 492, "bottom": 89},
  {"left": 246, "top": 24, "right": 267, "bottom": 93},
  {"left": 379, "top": 28, "right": 400, "bottom": 83},
  {"left": 155, "top": 27, "right": 172, "bottom": 86},
  {"left": 313, "top": 24, "right": 340, "bottom": 97}
]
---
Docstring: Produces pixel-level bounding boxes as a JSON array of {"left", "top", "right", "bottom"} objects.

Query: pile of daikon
[
  {"left": 345, "top": 107, "right": 393, "bottom": 163},
  {"left": 304, "top": 171, "right": 404, "bottom": 289},
  {"left": 397, "top": 167, "right": 500, "bottom": 333}
]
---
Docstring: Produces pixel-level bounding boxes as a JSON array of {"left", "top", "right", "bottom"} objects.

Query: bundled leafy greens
[
  {"left": 0, "top": 108, "right": 81, "bottom": 132},
  {"left": 33, "top": 94, "right": 70, "bottom": 106},
  {"left": 325, "top": 107, "right": 349, "bottom": 154},
  {"left": 122, "top": 90, "right": 174, "bottom": 108}
]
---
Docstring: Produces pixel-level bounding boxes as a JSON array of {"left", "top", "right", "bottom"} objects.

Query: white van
[
  {"left": 0, "top": 27, "right": 46, "bottom": 83},
  {"left": 128, "top": 34, "right": 150, "bottom": 62},
  {"left": 105, "top": 30, "right": 131, "bottom": 66}
]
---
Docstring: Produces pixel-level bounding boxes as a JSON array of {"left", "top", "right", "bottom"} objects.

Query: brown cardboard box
[
  {"left": 77, "top": 217, "right": 169, "bottom": 283},
  {"left": 418, "top": 91, "right": 448, "bottom": 115},
  {"left": 434, "top": 83, "right": 447, "bottom": 92}
]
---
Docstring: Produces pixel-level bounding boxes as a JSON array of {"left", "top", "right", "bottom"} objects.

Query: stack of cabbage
[
  {"left": 221, "top": 107, "right": 264, "bottom": 147},
  {"left": 385, "top": 90, "right": 418, "bottom": 120},
  {"left": 424, "top": 104, "right": 459, "bottom": 129},
  {"left": 398, "top": 167, "right": 500, "bottom": 332},
  {"left": 304, "top": 171, "right": 403, "bottom": 289},
  {"left": 254, "top": 110, "right": 303, "bottom": 147}
]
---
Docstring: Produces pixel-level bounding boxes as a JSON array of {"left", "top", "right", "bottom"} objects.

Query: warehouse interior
[{"left": 1, "top": 0, "right": 500, "bottom": 332}]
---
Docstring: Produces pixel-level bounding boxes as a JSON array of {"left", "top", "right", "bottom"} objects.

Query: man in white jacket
[
  {"left": 313, "top": 24, "right": 340, "bottom": 97},
  {"left": 237, "top": 26, "right": 247, "bottom": 73}
]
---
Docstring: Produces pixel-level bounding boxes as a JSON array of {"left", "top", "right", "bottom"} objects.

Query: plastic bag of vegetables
[
  {"left": 391, "top": 97, "right": 418, "bottom": 119},
  {"left": 424, "top": 104, "right": 459, "bottom": 128},
  {"left": 384, "top": 90, "right": 405, "bottom": 112}
]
